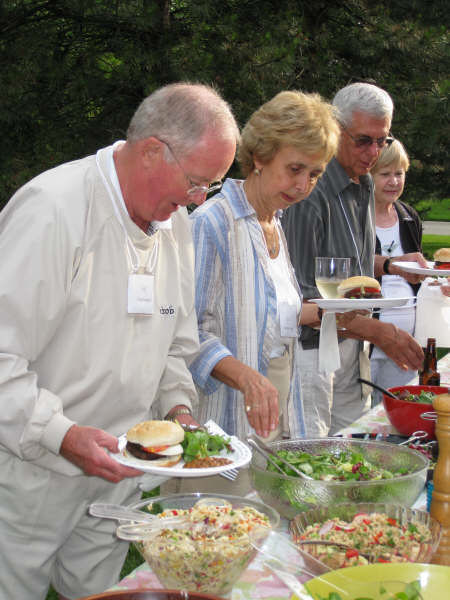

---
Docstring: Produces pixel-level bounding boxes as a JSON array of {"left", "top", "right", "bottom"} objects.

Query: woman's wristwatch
[
  {"left": 383, "top": 257, "right": 392, "bottom": 274},
  {"left": 165, "top": 406, "right": 192, "bottom": 422}
]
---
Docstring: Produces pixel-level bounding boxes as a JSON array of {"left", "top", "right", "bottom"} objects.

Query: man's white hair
[
  {"left": 127, "top": 82, "right": 240, "bottom": 156},
  {"left": 333, "top": 82, "right": 394, "bottom": 127}
]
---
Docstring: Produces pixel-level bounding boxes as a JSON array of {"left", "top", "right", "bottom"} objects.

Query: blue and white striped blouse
[{"left": 189, "top": 178, "right": 306, "bottom": 440}]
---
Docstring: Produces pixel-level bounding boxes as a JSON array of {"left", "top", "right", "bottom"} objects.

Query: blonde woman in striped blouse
[{"left": 189, "top": 91, "right": 340, "bottom": 444}]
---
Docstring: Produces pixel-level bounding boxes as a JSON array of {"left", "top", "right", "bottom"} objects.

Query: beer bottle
[{"left": 419, "top": 337, "right": 440, "bottom": 385}]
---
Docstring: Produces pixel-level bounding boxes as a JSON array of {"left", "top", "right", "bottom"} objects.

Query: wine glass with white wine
[{"left": 315, "top": 257, "right": 351, "bottom": 299}]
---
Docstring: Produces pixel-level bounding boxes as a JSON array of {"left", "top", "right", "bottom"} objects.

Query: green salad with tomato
[
  {"left": 394, "top": 389, "right": 436, "bottom": 404},
  {"left": 267, "top": 449, "right": 410, "bottom": 481},
  {"left": 181, "top": 429, "right": 232, "bottom": 463}
]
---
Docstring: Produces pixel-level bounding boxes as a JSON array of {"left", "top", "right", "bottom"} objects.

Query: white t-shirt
[
  {"left": 266, "top": 232, "right": 301, "bottom": 358},
  {"left": 372, "top": 220, "right": 415, "bottom": 359}
]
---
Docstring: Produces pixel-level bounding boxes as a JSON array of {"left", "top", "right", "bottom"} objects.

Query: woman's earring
[{"left": 254, "top": 168, "right": 261, "bottom": 176}]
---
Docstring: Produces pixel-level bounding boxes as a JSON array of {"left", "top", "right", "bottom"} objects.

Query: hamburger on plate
[
  {"left": 433, "top": 248, "right": 450, "bottom": 270},
  {"left": 125, "top": 420, "right": 184, "bottom": 466},
  {"left": 337, "top": 275, "right": 382, "bottom": 299}
]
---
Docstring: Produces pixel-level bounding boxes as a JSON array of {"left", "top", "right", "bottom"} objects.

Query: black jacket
[{"left": 375, "top": 199, "right": 423, "bottom": 297}]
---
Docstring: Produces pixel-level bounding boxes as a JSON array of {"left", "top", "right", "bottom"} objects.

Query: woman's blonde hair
[
  {"left": 237, "top": 90, "right": 340, "bottom": 177},
  {"left": 371, "top": 138, "right": 410, "bottom": 174}
]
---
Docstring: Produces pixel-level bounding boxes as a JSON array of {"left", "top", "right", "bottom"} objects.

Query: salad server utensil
[
  {"left": 263, "top": 560, "right": 316, "bottom": 600},
  {"left": 115, "top": 518, "right": 188, "bottom": 541},
  {"left": 247, "top": 435, "right": 314, "bottom": 480},
  {"left": 398, "top": 430, "right": 428, "bottom": 446},
  {"left": 89, "top": 503, "right": 159, "bottom": 523},
  {"left": 357, "top": 377, "right": 398, "bottom": 400},
  {"left": 246, "top": 438, "right": 287, "bottom": 477},
  {"left": 251, "top": 531, "right": 352, "bottom": 598},
  {"left": 89, "top": 502, "right": 184, "bottom": 527}
]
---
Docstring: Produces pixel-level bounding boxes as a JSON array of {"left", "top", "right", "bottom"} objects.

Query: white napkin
[
  {"left": 204, "top": 419, "right": 233, "bottom": 439},
  {"left": 318, "top": 310, "right": 341, "bottom": 374},
  {"left": 139, "top": 473, "right": 171, "bottom": 492},
  {"left": 415, "top": 277, "right": 450, "bottom": 347}
]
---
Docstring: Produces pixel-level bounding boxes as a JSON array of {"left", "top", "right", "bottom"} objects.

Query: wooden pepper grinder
[{"left": 430, "top": 393, "right": 450, "bottom": 565}]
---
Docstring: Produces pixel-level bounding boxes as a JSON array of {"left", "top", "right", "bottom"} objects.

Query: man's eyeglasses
[
  {"left": 342, "top": 126, "right": 394, "bottom": 149},
  {"left": 158, "top": 138, "right": 223, "bottom": 197}
]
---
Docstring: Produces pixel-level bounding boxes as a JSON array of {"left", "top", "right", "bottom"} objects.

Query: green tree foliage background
[{"left": 1, "top": 0, "right": 448, "bottom": 210}]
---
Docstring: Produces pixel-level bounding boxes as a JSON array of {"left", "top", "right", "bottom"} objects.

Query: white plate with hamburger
[
  {"left": 110, "top": 419, "right": 252, "bottom": 477},
  {"left": 310, "top": 297, "right": 411, "bottom": 310},
  {"left": 392, "top": 261, "right": 450, "bottom": 277},
  {"left": 310, "top": 275, "right": 410, "bottom": 310}
]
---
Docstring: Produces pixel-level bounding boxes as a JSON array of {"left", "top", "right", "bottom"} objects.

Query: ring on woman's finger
[{"left": 245, "top": 405, "right": 251, "bottom": 413}]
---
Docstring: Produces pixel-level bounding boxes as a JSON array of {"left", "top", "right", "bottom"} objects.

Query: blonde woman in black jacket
[{"left": 370, "top": 139, "right": 425, "bottom": 405}]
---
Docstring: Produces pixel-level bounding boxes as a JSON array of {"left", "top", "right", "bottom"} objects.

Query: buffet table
[{"left": 108, "top": 353, "right": 450, "bottom": 599}]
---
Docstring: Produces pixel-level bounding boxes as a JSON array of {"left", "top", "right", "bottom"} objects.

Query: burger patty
[
  {"left": 343, "top": 288, "right": 382, "bottom": 299},
  {"left": 126, "top": 441, "right": 169, "bottom": 461}
]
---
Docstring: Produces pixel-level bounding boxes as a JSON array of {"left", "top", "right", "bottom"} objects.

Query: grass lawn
[
  {"left": 422, "top": 234, "right": 450, "bottom": 260},
  {"left": 414, "top": 197, "right": 450, "bottom": 221},
  {"left": 422, "top": 197, "right": 450, "bottom": 221}
]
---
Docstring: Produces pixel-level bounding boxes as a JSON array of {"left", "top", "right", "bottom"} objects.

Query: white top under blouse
[
  {"left": 372, "top": 220, "right": 416, "bottom": 360},
  {"left": 265, "top": 228, "right": 302, "bottom": 358}
]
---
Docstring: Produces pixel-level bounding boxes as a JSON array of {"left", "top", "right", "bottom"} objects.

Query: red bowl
[{"left": 383, "top": 385, "right": 448, "bottom": 440}]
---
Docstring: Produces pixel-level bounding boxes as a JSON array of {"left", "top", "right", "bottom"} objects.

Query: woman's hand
[
  {"left": 240, "top": 371, "right": 279, "bottom": 438},
  {"left": 388, "top": 252, "right": 427, "bottom": 284},
  {"left": 211, "top": 356, "right": 279, "bottom": 438}
]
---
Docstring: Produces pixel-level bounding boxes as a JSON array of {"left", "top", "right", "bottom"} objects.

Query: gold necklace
[{"left": 260, "top": 222, "right": 279, "bottom": 257}]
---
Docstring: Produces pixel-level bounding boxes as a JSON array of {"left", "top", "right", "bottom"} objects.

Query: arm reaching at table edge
[{"left": 337, "top": 316, "right": 424, "bottom": 371}]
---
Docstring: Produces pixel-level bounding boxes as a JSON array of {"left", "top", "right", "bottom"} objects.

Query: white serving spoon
[{"left": 88, "top": 502, "right": 182, "bottom": 526}]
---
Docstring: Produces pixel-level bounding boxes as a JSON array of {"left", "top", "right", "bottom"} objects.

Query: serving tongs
[
  {"left": 115, "top": 518, "right": 190, "bottom": 541},
  {"left": 247, "top": 435, "right": 314, "bottom": 480},
  {"left": 89, "top": 502, "right": 184, "bottom": 527},
  {"left": 357, "top": 377, "right": 398, "bottom": 400},
  {"left": 398, "top": 430, "right": 429, "bottom": 446},
  {"left": 250, "top": 530, "right": 355, "bottom": 599},
  {"left": 89, "top": 503, "right": 187, "bottom": 541}
]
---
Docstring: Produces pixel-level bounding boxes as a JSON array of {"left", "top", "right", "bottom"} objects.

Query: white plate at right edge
[
  {"left": 309, "top": 297, "right": 411, "bottom": 310},
  {"left": 392, "top": 261, "right": 450, "bottom": 276}
]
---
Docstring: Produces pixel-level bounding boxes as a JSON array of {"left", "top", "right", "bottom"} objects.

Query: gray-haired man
[{"left": 283, "top": 82, "right": 423, "bottom": 436}]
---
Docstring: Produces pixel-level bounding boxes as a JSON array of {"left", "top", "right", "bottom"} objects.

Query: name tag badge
[
  {"left": 128, "top": 273, "right": 154, "bottom": 315},
  {"left": 280, "top": 302, "right": 298, "bottom": 337}
]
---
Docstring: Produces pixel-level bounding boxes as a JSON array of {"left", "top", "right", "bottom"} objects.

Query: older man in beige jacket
[{"left": 0, "top": 83, "right": 238, "bottom": 600}]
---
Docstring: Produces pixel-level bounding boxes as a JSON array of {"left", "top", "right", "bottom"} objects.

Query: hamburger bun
[
  {"left": 126, "top": 420, "right": 184, "bottom": 447},
  {"left": 434, "top": 248, "right": 450, "bottom": 268},
  {"left": 125, "top": 420, "right": 184, "bottom": 465},
  {"left": 337, "top": 276, "right": 382, "bottom": 299}
]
